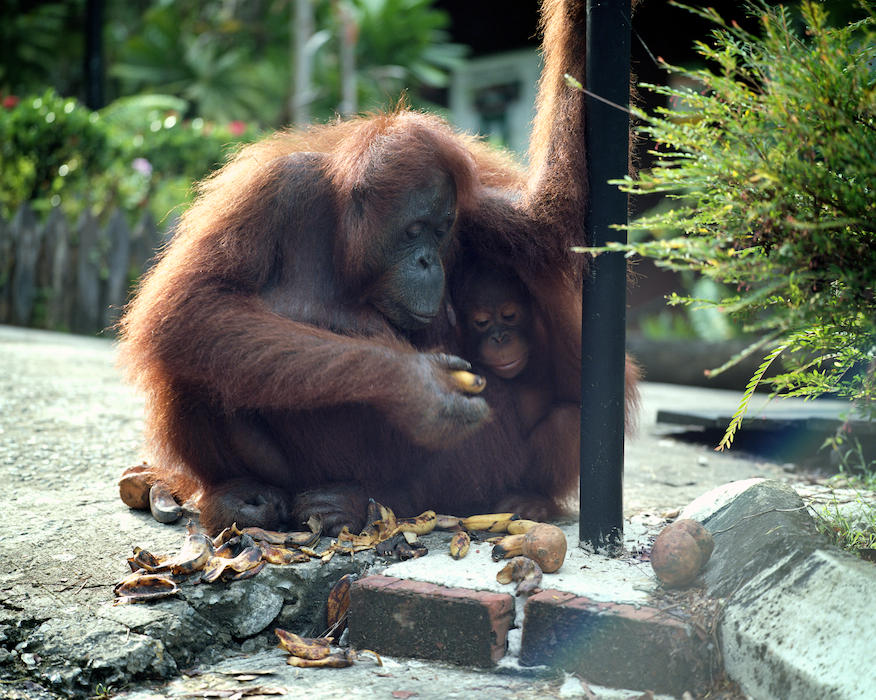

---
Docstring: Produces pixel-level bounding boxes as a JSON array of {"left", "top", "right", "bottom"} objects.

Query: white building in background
[{"left": 449, "top": 48, "right": 542, "bottom": 160}]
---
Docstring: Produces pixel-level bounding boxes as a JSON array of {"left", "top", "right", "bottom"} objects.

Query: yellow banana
[
  {"left": 491, "top": 533, "right": 525, "bottom": 561},
  {"left": 449, "top": 531, "right": 471, "bottom": 559},
  {"left": 394, "top": 510, "right": 437, "bottom": 536},
  {"left": 506, "top": 519, "right": 540, "bottom": 535},
  {"left": 451, "top": 370, "right": 486, "bottom": 394},
  {"left": 461, "top": 512, "right": 520, "bottom": 533}
]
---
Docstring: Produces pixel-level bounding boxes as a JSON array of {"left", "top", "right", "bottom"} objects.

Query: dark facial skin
[
  {"left": 462, "top": 270, "right": 532, "bottom": 380},
  {"left": 373, "top": 173, "right": 458, "bottom": 331}
]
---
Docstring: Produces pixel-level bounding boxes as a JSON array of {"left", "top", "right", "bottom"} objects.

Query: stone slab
[
  {"left": 518, "top": 589, "right": 711, "bottom": 696},
  {"left": 655, "top": 389, "right": 873, "bottom": 435},
  {"left": 700, "top": 480, "right": 825, "bottom": 599},
  {"left": 348, "top": 575, "right": 514, "bottom": 667}
]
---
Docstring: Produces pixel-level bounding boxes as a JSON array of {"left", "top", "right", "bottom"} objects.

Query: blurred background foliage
[
  {"left": 0, "top": 0, "right": 466, "bottom": 225},
  {"left": 3, "top": 0, "right": 873, "bottom": 358}
]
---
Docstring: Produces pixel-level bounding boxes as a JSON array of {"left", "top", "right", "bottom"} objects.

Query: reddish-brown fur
[
  {"left": 450, "top": 260, "right": 583, "bottom": 514},
  {"left": 118, "top": 0, "right": 640, "bottom": 535}
]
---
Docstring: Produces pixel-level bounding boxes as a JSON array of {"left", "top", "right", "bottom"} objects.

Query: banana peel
[
  {"left": 435, "top": 514, "right": 463, "bottom": 531},
  {"left": 168, "top": 524, "right": 215, "bottom": 574},
  {"left": 329, "top": 502, "right": 434, "bottom": 560},
  {"left": 113, "top": 573, "right": 180, "bottom": 605},
  {"left": 496, "top": 556, "right": 543, "bottom": 596},
  {"left": 326, "top": 574, "right": 354, "bottom": 635},
  {"left": 200, "top": 546, "right": 263, "bottom": 583},
  {"left": 276, "top": 629, "right": 334, "bottom": 660},
  {"left": 149, "top": 481, "right": 183, "bottom": 524},
  {"left": 242, "top": 526, "right": 321, "bottom": 548},
  {"left": 275, "top": 628, "right": 382, "bottom": 669},
  {"left": 115, "top": 519, "right": 321, "bottom": 604},
  {"left": 126, "top": 546, "right": 166, "bottom": 573},
  {"left": 213, "top": 523, "right": 320, "bottom": 549},
  {"left": 257, "top": 541, "right": 311, "bottom": 565},
  {"left": 285, "top": 650, "right": 382, "bottom": 668}
]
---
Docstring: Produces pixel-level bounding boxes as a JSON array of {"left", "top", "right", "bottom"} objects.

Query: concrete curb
[{"left": 697, "top": 480, "right": 876, "bottom": 700}]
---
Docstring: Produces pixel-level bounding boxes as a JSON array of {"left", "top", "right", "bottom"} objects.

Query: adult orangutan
[{"left": 118, "top": 0, "right": 640, "bottom": 536}]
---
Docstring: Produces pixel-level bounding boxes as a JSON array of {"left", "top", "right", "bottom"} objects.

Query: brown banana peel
[{"left": 326, "top": 573, "right": 354, "bottom": 634}]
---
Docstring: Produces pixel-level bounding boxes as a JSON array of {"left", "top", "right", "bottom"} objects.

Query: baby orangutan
[{"left": 453, "top": 262, "right": 582, "bottom": 509}]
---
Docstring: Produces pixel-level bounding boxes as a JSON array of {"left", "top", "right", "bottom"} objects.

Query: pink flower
[
  {"left": 3, "top": 95, "right": 20, "bottom": 109},
  {"left": 228, "top": 120, "right": 247, "bottom": 136},
  {"left": 132, "top": 157, "right": 153, "bottom": 176}
]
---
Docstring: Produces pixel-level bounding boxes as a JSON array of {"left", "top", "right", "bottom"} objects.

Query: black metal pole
[
  {"left": 579, "top": 0, "right": 631, "bottom": 552},
  {"left": 84, "top": 0, "right": 105, "bottom": 110}
]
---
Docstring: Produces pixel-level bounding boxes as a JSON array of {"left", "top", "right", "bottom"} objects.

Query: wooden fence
[{"left": 0, "top": 202, "right": 174, "bottom": 336}]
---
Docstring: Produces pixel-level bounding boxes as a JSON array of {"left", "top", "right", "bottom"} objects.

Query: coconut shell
[
  {"left": 521, "top": 523, "right": 567, "bottom": 573},
  {"left": 118, "top": 464, "right": 154, "bottom": 510},
  {"left": 650, "top": 527, "right": 702, "bottom": 587},
  {"left": 669, "top": 519, "right": 714, "bottom": 565}
]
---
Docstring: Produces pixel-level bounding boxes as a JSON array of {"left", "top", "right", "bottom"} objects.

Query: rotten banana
[{"left": 449, "top": 530, "right": 470, "bottom": 559}]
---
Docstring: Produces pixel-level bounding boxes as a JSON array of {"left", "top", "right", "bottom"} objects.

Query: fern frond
[{"left": 717, "top": 335, "right": 795, "bottom": 451}]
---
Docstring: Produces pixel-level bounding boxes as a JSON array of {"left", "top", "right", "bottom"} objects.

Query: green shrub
[
  {"left": 0, "top": 89, "right": 117, "bottom": 220},
  {"left": 0, "top": 90, "right": 254, "bottom": 225},
  {"left": 602, "top": 1, "right": 876, "bottom": 448},
  {"left": 99, "top": 94, "right": 257, "bottom": 222}
]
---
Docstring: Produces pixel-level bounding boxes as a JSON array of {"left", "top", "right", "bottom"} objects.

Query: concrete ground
[{"left": 1, "top": 325, "right": 874, "bottom": 700}]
